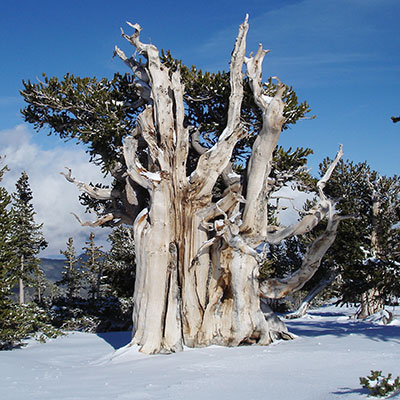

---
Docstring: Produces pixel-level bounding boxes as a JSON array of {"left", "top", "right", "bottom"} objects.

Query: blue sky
[{"left": 0, "top": 0, "right": 399, "bottom": 256}]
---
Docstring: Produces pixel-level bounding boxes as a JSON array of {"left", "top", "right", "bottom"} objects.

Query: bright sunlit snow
[{"left": 1, "top": 304, "right": 399, "bottom": 400}]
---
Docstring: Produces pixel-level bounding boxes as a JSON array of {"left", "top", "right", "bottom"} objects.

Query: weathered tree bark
[{"left": 64, "top": 17, "right": 344, "bottom": 353}]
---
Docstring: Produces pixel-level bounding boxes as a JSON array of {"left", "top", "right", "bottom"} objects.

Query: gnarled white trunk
[{"left": 65, "top": 17, "right": 344, "bottom": 354}]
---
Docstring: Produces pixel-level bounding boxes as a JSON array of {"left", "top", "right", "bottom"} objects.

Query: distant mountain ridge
[
  {"left": 40, "top": 258, "right": 65, "bottom": 283},
  {"left": 40, "top": 252, "right": 104, "bottom": 284}
]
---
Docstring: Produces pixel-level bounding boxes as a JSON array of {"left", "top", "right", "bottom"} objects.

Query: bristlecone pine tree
[
  {"left": 21, "top": 17, "right": 346, "bottom": 354},
  {"left": 10, "top": 172, "right": 47, "bottom": 305}
]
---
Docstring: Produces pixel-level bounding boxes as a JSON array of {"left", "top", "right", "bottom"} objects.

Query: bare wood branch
[
  {"left": 114, "top": 46, "right": 152, "bottom": 103},
  {"left": 260, "top": 214, "right": 351, "bottom": 299},
  {"left": 244, "top": 44, "right": 270, "bottom": 111},
  {"left": 120, "top": 22, "right": 177, "bottom": 151},
  {"left": 248, "top": 145, "right": 344, "bottom": 244},
  {"left": 284, "top": 270, "right": 338, "bottom": 319},
  {"left": 171, "top": 69, "right": 189, "bottom": 187},
  {"left": 265, "top": 199, "right": 331, "bottom": 244},
  {"left": 123, "top": 136, "right": 155, "bottom": 191},
  {"left": 201, "top": 187, "right": 245, "bottom": 224},
  {"left": 241, "top": 61, "right": 286, "bottom": 236},
  {"left": 120, "top": 22, "right": 153, "bottom": 56},
  {"left": 60, "top": 168, "right": 119, "bottom": 200},
  {"left": 190, "top": 128, "right": 208, "bottom": 155},
  {"left": 317, "top": 144, "right": 343, "bottom": 200},
  {"left": 136, "top": 106, "right": 168, "bottom": 171},
  {"left": 71, "top": 212, "right": 115, "bottom": 227},
  {"left": 189, "top": 16, "right": 249, "bottom": 198}
]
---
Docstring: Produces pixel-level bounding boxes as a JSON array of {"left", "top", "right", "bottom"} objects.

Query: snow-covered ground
[{"left": 1, "top": 304, "right": 400, "bottom": 400}]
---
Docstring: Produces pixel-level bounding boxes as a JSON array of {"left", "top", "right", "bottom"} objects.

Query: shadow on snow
[
  {"left": 96, "top": 331, "right": 132, "bottom": 350},
  {"left": 286, "top": 318, "right": 400, "bottom": 343}
]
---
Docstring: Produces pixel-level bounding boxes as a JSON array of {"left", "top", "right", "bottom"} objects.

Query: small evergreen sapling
[{"left": 360, "top": 370, "right": 400, "bottom": 397}]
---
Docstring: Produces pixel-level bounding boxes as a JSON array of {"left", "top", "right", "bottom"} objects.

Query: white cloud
[
  {"left": 271, "top": 186, "right": 314, "bottom": 227},
  {"left": 0, "top": 125, "right": 111, "bottom": 258}
]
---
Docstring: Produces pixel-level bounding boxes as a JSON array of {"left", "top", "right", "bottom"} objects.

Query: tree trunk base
[{"left": 356, "top": 289, "right": 385, "bottom": 320}]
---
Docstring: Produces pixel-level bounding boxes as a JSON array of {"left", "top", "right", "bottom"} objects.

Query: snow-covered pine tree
[
  {"left": 58, "top": 237, "right": 82, "bottom": 298},
  {"left": 82, "top": 233, "right": 105, "bottom": 300},
  {"left": 10, "top": 172, "right": 47, "bottom": 304}
]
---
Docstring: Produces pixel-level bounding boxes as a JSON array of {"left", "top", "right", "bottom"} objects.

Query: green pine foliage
[
  {"left": 103, "top": 226, "right": 136, "bottom": 298},
  {"left": 317, "top": 159, "right": 400, "bottom": 310},
  {"left": 0, "top": 158, "right": 19, "bottom": 348},
  {"left": 1, "top": 303, "right": 60, "bottom": 349},
  {"left": 269, "top": 159, "right": 400, "bottom": 314},
  {"left": 21, "top": 73, "right": 139, "bottom": 172},
  {"left": 10, "top": 172, "right": 48, "bottom": 303},
  {"left": 360, "top": 370, "right": 400, "bottom": 397},
  {"left": 0, "top": 160, "right": 15, "bottom": 291}
]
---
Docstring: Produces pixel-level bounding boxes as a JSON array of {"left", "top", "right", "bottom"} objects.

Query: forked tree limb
[
  {"left": 241, "top": 67, "right": 286, "bottom": 236},
  {"left": 260, "top": 214, "right": 351, "bottom": 299},
  {"left": 284, "top": 269, "right": 338, "bottom": 319},
  {"left": 123, "top": 136, "right": 158, "bottom": 191},
  {"left": 244, "top": 44, "right": 271, "bottom": 111},
  {"left": 262, "top": 145, "right": 344, "bottom": 244}
]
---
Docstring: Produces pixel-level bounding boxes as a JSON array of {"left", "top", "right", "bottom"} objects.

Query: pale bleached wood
[
  {"left": 62, "top": 16, "right": 346, "bottom": 354},
  {"left": 60, "top": 168, "right": 119, "bottom": 200}
]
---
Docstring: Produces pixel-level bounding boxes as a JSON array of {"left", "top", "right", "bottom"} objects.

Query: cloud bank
[{"left": 0, "top": 125, "right": 111, "bottom": 258}]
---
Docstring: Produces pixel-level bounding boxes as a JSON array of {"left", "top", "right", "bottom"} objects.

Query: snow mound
[{"left": 364, "top": 309, "right": 393, "bottom": 325}]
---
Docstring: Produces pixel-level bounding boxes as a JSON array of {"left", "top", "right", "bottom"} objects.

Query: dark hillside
[{"left": 40, "top": 258, "right": 65, "bottom": 283}]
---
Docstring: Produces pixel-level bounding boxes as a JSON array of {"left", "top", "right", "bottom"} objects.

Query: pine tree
[
  {"left": 0, "top": 159, "right": 19, "bottom": 348},
  {"left": 0, "top": 160, "right": 14, "bottom": 292},
  {"left": 82, "top": 233, "right": 105, "bottom": 300},
  {"left": 0, "top": 166, "right": 60, "bottom": 348},
  {"left": 321, "top": 160, "right": 400, "bottom": 317},
  {"left": 103, "top": 226, "right": 136, "bottom": 298},
  {"left": 58, "top": 237, "right": 82, "bottom": 298},
  {"left": 10, "top": 172, "right": 47, "bottom": 304}
]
